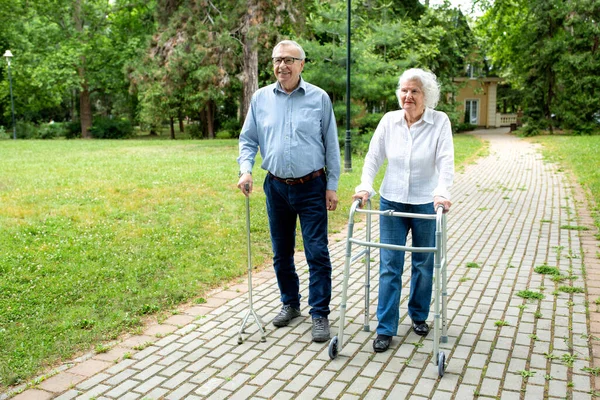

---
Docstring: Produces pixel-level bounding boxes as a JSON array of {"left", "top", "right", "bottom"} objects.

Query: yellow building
[{"left": 453, "top": 76, "right": 518, "bottom": 128}]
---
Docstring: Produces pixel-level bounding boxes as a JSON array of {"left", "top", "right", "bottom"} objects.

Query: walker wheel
[
  {"left": 328, "top": 336, "right": 339, "bottom": 359},
  {"left": 237, "top": 337, "right": 243, "bottom": 345},
  {"left": 437, "top": 351, "right": 446, "bottom": 377}
]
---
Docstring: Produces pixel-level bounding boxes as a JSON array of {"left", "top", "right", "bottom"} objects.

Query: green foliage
[
  {"left": 36, "top": 123, "right": 67, "bottom": 140},
  {"left": 356, "top": 113, "right": 384, "bottom": 136},
  {"left": 0, "top": 126, "right": 9, "bottom": 140},
  {"left": 2, "top": 0, "right": 479, "bottom": 138},
  {"left": 65, "top": 120, "right": 82, "bottom": 139},
  {"left": 560, "top": 225, "right": 590, "bottom": 231},
  {"left": 559, "top": 286, "right": 585, "bottom": 294},
  {"left": 218, "top": 119, "right": 242, "bottom": 139},
  {"left": 519, "top": 369, "right": 536, "bottom": 378},
  {"left": 517, "top": 290, "right": 545, "bottom": 300},
  {"left": 534, "top": 265, "right": 561, "bottom": 275},
  {"left": 477, "top": 0, "right": 600, "bottom": 133},
  {"left": 186, "top": 123, "right": 202, "bottom": 140},
  {"left": 345, "top": 129, "right": 373, "bottom": 157},
  {"left": 455, "top": 122, "right": 477, "bottom": 133},
  {"left": 89, "top": 118, "right": 133, "bottom": 139},
  {"left": 583, "top": 366, "right": 600, "bottom": 377},
  {"left": 0, "top": 0, "right": 156, "bottom": 130},
  {"left": 15, "top": 121, "right": 37, "bottom": 139}
]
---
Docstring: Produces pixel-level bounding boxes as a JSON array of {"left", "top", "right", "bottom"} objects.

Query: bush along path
[{"left": 3, "top": 127, "right": 600, "bottom": 400}]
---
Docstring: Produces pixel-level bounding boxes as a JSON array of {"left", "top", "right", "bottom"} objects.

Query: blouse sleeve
[{"left": 355, "top": 115, "right": 388, "bottom": 198}]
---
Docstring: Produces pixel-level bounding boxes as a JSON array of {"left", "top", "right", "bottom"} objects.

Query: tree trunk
[
  {"left": 79, "top": 75, "right": 92, "bottom": 139},
  {"left": 206, "top": 101, "right": 215, "bottom": 139},
  {"left": 241, "top": 0, "right": 259, "bottom": 123},
  {"left": 170, "top": 116, "right": 175, "bottom": 139},
  {"left": 178, "top": 116, "right": 184, "bottom": 133},
  {"left": 71, "top": 88, "right": 78, "bottom": 121},
  {"left": 74, "top": 0, "right": 92, "bottom": 138}
]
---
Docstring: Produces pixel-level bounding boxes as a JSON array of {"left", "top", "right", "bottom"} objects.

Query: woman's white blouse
[{"left": 356, "top": 107, "right": 454, "bottom": 204}]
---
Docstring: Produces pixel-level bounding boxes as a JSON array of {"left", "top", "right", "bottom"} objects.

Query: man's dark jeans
[{"left": 264, "top": 173, "right": 332, "bottom": 318}]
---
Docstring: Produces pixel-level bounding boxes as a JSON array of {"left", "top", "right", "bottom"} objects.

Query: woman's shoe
[
  {"left": 373, "top": 334, "right": 392, "bottom": 352},
  {"left": 412, "top": 321, "right": 430, "bottom": 336}
]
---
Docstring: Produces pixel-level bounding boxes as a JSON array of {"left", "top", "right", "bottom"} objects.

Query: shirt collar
[
  {"left": 400, "top": 107, "right": 434, "bottom": 127},
  {"left": 274, "top": 77, "right": 306, "bottom": 95}
]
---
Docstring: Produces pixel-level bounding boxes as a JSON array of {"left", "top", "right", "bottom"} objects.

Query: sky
[{"left": 420, "top": 0, "right": 485, "bottom": 17}]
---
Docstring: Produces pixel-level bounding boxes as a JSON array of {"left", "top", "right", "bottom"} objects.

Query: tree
[
  {"left": 476, "top": 0, "right": 600, "bottom": 134},
  {"left": 133, "top": 0, "right": 305, "bottom": 138},
  {"left": 554, "top": 0, "right": 600, "bottom": 133},
  {"left": 0, "top": 0, "right": 156, "bottom": 137},
  {"left": 303, "top": 0, "right": 474, "bottom": 132}
]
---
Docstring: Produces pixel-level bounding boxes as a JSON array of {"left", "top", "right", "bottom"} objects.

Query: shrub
[
  {"left": 65, "top": 120, "right": 81, "bottom": 139},
  {"left": 90, "top": 117, "right": 133, "bottom": 139},
  {"left": 455, "top": 122, "right": 477, "bottom": 133},
  {"left": 518, "top": 123, "right": 541, "bottom": 137},
  {"left": 15, "top": 121, "right": 38, "bottom": 139},
  {"left": 35, "top": 122, "right": 66, "bottom": 139},
  {"left": 215, "top": 131, "right": 232, "bottom": 139},
  {"left": 356, "top": 113, "right": 384, "bottom": 135},
  {"left": 0, "top": 126, "right": 9, "bottom": 140},
  {"left": 338, "top": 129, "right": 372, "bottom": 157},
  {"left": 333, "top": 101, "right": 363, "bottom": 127},
  {"left": 218, "top": 119, "right": 241, "bottom": 139},
  {"left": 187, "top": 123, "right": 202, "bottom": 139}
]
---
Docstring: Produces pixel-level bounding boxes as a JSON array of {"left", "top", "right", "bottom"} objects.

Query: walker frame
[{"left": 328, "top": 199, "right": 449, "bottom": 377}]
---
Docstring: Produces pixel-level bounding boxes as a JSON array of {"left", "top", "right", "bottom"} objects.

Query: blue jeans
[
  {"left": 377, "top": 197, "right": 435, "bottom": 336},
  {"left": 264, "top": 173, "right": 332, "bottom": 318}
]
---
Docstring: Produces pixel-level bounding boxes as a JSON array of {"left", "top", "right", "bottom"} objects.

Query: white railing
[{"left": 496, "top": 113, "right": 518, "bottom": 127}]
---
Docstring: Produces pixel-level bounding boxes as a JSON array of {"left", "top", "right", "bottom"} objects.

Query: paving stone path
[{"left": 4, "top": 127, "right": 600, "bottom": 400}]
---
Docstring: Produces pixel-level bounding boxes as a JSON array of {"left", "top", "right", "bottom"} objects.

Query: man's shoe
[
  {"left": 373, "top": 334, "right": 392, "bottom": 352},
  {"left": 312, "top": 317, "right": 330, "bottom": 342},
  {"left": 272, "top": 305, "right": 301, "bottom": 327},
  {"left": 412, "top": 321, "right": 429, "bottom": 336}
]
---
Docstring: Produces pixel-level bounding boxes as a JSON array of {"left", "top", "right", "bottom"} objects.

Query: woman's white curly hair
[{"left": 396, "top": 68, "right": 441, "bottom": 109}]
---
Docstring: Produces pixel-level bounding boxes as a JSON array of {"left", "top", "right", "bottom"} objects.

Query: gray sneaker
[
  {"left": 272, "top": 305, "right": 301, "bottom": 327},
  {"left": 312, "top": 317, "right": 330, "bottom": 342}
]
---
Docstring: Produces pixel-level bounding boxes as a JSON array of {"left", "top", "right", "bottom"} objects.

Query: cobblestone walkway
[{"left": 4, "top": 128, "right": 600, "bottom": 400}]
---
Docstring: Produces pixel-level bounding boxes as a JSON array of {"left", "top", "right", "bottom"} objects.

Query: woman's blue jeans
[
  {"left": 377, "top": 197, "right": 435, "bottom": 336},
  {"left": 264, "top": 173, "right": 332, "bottom": 318}
]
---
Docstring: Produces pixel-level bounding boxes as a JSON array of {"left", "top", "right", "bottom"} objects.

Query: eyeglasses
[{"left": 272, "top": 57, "right": 303, "bottom": 66}]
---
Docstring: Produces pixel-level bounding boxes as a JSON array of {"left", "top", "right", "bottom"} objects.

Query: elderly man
[{"left": 237, "top": 40, "right": 340, "bottom": 342}]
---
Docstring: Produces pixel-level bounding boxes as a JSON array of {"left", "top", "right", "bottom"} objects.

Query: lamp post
[
  {"left": 3, "top": 50, "right": 16, "bottom": 140},
  {"left": 344, "top": 0, "right": 352, "bottom": 172}
]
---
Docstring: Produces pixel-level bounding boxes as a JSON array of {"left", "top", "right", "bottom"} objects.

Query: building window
[
  {"left": 466, "top": 64, "right": 482, "bottom": 78},
  {"left": 465, "top": 99, "right": 479, "bottom": 125}
]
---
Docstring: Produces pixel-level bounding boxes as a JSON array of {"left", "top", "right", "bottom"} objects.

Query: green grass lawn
[
  {"left": 531, "top": 134, "right": 600, "bottom": 232},
  {"left": 0, "top": 133, "right": 485, "bottom": 389}
]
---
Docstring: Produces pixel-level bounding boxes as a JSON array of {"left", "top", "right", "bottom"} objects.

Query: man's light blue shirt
[{"left": 237, "top": 78, "right": 341, "bottom": 191}]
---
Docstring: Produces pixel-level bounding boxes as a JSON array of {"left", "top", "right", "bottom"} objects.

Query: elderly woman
[{"left": 353, "top": 68, "right": 454, "bottom": 353}]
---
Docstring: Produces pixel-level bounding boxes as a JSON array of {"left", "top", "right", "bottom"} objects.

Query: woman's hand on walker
[
  {"left": 352, "top": 191, "right": 370, "bottom": 208},
  {"left": 434, "top": 196, "right": 452, "bottom": 213}
]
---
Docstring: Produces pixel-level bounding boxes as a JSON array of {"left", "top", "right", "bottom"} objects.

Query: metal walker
[
  {"left": 328, "top": 199, "right": 449, "bottom": 377},
  {"left": 237, "top": 184, "right": 267, "bottom": 344}
]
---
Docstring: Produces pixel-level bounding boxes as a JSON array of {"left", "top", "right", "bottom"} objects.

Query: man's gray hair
[
  {"left": 396, "top": 68, "right": 441, "bottom": 109},
  {"left": 273, "top": 40, "right": 306, "bottom": 60}
]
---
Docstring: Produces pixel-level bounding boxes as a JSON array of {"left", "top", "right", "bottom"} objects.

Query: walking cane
[{"left": 237, "top": 183, "right": 266, "bottom": 344}]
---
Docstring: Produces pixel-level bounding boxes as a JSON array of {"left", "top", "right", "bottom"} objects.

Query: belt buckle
[{"left": 285, "top": 178, "right": 295, "bottom": 185}]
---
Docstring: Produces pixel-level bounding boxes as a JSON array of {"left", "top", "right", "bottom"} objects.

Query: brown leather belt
[{"left": 269, "top": 168, "right": 325, "bottom": 185}]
